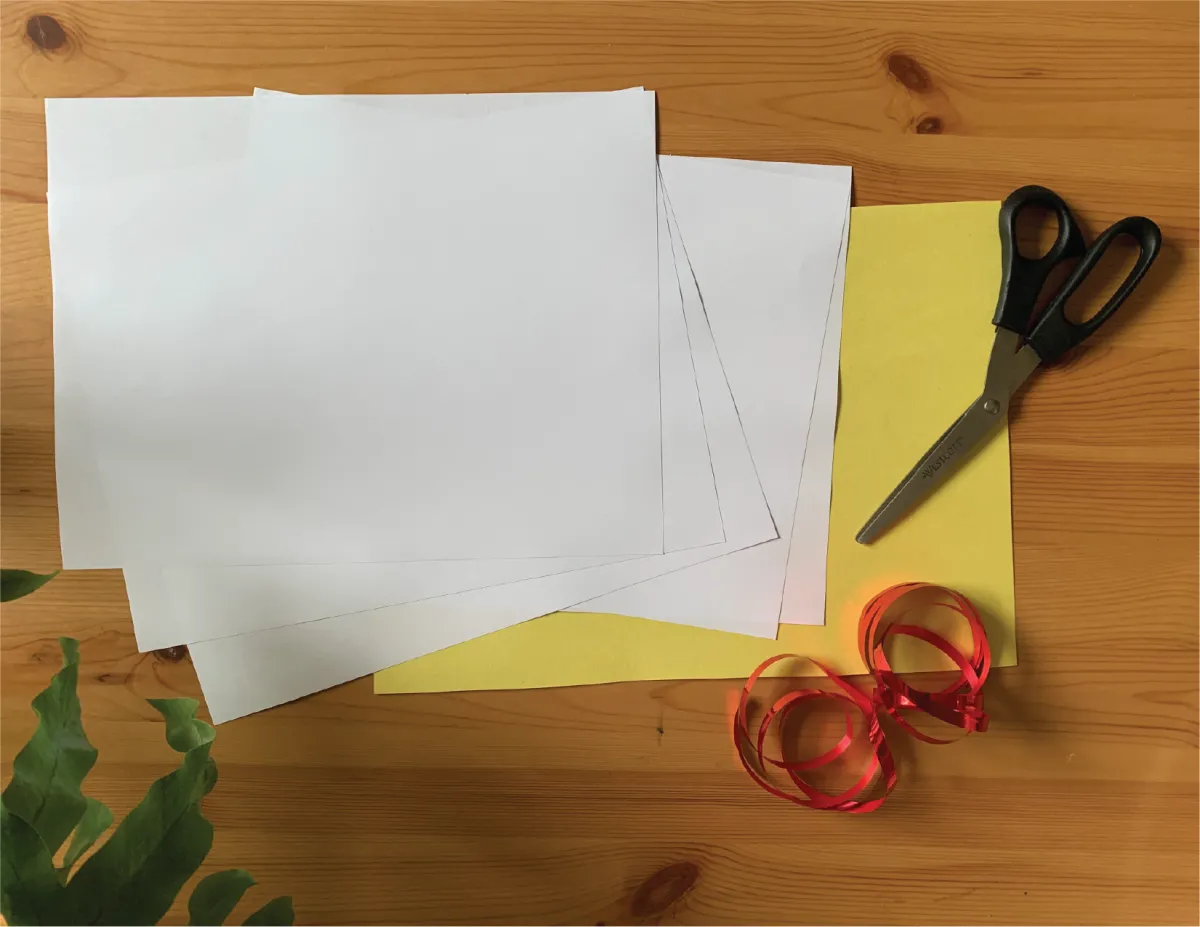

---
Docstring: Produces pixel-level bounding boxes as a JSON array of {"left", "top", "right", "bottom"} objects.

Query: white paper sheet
[
  {"left": 184, "top": 162, "right": 850, "bottom": 722},
  {"left": 46, "top": 94, "right": 850, "bottom": 722},
  {"left": 58, "top": 89, "right": 665, "bottom": 564},
  {"left": 251, "top": 89, "right": 721, "bottom": 554},
  {"left": 121, "top": 187, "right": 733, "bottom": 650},
  {"left": 566, "top": 157, "right": 851, "bottom": 627},
  {"left": 189, "top": 227, "right": 779, "bottom": 723},
  {"left": 48, "top": 92, "right": 744, "bottom": 650},
  {"left": 45, "top": 90, "right": 653, "bottom": 194},
  {"left": 780, "top": 199, "right": 850, "bottom": 624}
]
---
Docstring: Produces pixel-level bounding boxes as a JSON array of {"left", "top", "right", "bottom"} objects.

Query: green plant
[
  {"left": 1, "top": 569, "right": 58, "bottom": 603},
  {"left": 0, "top": 570, "right": 293, "bottom": 925}
]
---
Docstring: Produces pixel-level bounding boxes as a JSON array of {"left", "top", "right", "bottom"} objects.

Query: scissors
[{"left": 856, "top": 184, "right": 1162, "bottom": 545}]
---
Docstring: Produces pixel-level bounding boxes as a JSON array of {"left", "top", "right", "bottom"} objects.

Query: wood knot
[
  {"left": 630, "top": 862, "right": 699, "bottom": 919},
  {"left": 26, "top": 14, "right": 67, "bottom": 51},
  {"left": 914, "top": 115, "right": 943, "bottom": 134},
  {"left": 96, "top": 671, "right": 130, "bottom": 684},
  {"left": 887, "top": 52, "right": 933, "bottom": 93},
  {"left": 154, "top": 645, "right": 189, "bottom": 663}
]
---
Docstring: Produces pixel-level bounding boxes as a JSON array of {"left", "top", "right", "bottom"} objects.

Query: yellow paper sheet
[{"left": 375, "top": 200, "right": 1016, "bottom": 694}]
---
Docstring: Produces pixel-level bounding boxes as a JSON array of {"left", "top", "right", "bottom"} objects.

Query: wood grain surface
[{"left": 2, "top": 2, "right": 1197, "bottom": 924}]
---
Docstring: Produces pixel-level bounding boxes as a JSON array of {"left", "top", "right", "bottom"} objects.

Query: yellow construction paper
[{"left": 375, "top": 200, "right": 1016, "bottom": 694}]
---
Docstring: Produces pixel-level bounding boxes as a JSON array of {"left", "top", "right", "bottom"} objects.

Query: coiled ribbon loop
[{"left": 734, "top": 582, "right": 990, "bottom": 811}]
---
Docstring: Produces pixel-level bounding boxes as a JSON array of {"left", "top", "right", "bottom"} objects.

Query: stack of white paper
[{"left": 47, "top": 89, "right": 851, "bottom": 722}]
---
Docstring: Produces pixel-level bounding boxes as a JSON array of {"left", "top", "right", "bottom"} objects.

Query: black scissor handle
[
  {"left": 1026, "top": 215, "right": 1162, "bottom": 364},
  {"left": 993, "top": 185, "right": 1088, "bottom": 334}
]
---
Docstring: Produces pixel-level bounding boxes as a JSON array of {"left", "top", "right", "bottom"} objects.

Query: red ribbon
[{"left": 733, "top": 582, "right": 991, "bottom": 812}]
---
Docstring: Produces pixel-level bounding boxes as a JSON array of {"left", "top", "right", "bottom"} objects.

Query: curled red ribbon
[{"left": 734, "top": 582, "right": 991, "bottom": 812}]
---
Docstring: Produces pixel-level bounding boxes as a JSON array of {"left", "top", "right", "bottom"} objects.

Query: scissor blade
[{"left": 855, "top": 396, "right": 1006, "bottom": 545}]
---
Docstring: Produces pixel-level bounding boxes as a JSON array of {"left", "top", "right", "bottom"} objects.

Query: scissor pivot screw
[{"left": 983, "top": 399, "right": 1000, "bottom": 414}]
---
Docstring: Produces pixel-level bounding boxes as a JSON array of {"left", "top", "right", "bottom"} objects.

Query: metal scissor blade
[{"left": 855, "top": 395, "right": 1007, "bottom": 545}]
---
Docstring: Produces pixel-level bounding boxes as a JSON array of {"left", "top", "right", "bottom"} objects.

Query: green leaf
[
  {"left": 147, "top": 698, "right": 218, "bottom": 794},
  {"left": 63, "top": 699, "right": 217, "bottom": 925},
  {"left": 1, "top": 637, "right": 97, "bottom": 855},
  {"left": 59, "top": 796, "right": 113, "bottom": 875},
  {"left": 203, "top": 755, "right": 219, "bottom": 796},
  {"left": 243, "top": 895, "right": 294, "bottom": 926},
  {"left": 147, "top": 698, "right": 215, "bottom": 754},
  {"left": 188, "top": 869, "right": 256, "bottom": 925},
  {"left": 93, "top": 803, "right": 213, "bottom": 925},
  {"left": 1, "top": 803, "right": 67, "bottom": 925},
  {"left": 1, "top": 569, "right": 58, "bottom": 602}
]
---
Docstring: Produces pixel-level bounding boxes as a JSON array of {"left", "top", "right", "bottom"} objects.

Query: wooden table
[{"left": 2, "top": 3, "right": 1197, "bottom": 924}]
